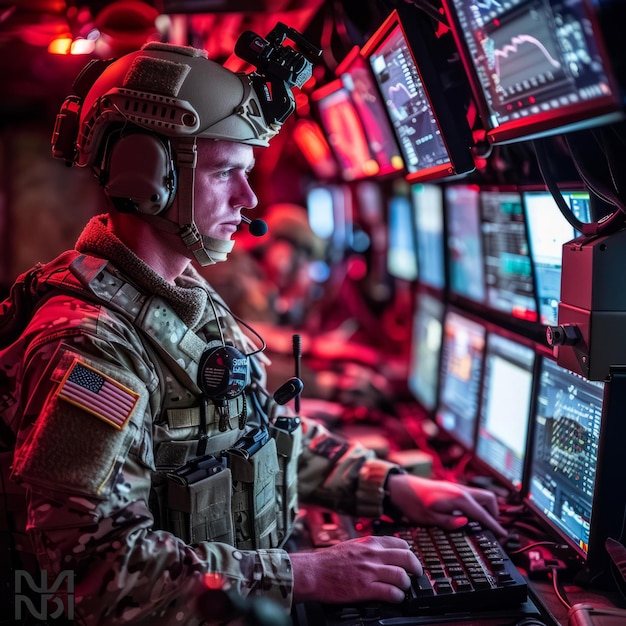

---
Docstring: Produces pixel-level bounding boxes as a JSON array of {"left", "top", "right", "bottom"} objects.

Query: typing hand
[
  {"left": 290, "top": 535, "right": 423, "bottom": 604},
  {"left": 385, "top": 474, "right": 508, "bottom": 538}
]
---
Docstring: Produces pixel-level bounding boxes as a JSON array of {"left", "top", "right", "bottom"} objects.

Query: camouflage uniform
[{"left": 0, "top": 214, "right": 400, "bottom": 625}]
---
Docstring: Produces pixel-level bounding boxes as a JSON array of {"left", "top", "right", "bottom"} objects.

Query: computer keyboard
[{"left": 385, "top": 520, "right": 528, "bottom": 612}]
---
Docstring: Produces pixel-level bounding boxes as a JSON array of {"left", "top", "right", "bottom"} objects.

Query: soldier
[{"left": 0, "top": 34, "right": 506, "bottom": 625}]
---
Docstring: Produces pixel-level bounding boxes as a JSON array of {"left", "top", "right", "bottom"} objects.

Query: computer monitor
[
  {"left": 387, "top": 193, "right": 418, "bottom": 282},
  {"left": 413, "top": 183, "right": 446, "bottom": 291},
  {"left": 441, "top": 0, "right": 625, "bottom": 144},
  {"left": 526, "top": 355, "right": 606, "bottom": 572},
  {"left": 480, "top": 189, "right": 538, "bottom": 322},
  {"left": 306, "top": 184, "right": 352, "bottom": 252},
  {"left": 408, "top": 290, "right": 445, "bottom": 413},
  {"left": 445, "top": 185, "right": 486, "bottom": 305},
  {"left": 291, "top": 118, "right": 339, "bottom": 180},
  {"left": 475, "top": 329, "right": 536, "bottom": 492},
  {"left": 523, "top": 189, "right": 592, "bottom": 326},
  {"left": 436, "top": 309, "right": 487, "bottom": 450},
  {"left": 337, "top": 47, "right": 405, "bottom": 178},
  {"left": 312, "top": 79, "right": 380, "bottom": 181},
  {"left": 362, "top": 9, "right": 475, "bottom": 183}
]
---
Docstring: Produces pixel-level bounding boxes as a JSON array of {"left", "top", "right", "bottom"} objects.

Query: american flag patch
[{"left": 56, "top": 360, "right": 140, "bottom": 430}]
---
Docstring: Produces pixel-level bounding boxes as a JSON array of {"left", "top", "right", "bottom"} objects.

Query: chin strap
[{"left": 138, "top": 137, "right": 235, "bottom": 266}]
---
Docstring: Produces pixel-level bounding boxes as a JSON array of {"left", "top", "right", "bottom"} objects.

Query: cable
[
  {"left": 208, "top": 293, "right": 267, "bottom": 357},
  {"left": 550, "top": 566, "right": 573, "bottom": 611},
  {"left": 533, "top": 136, "right": 626, "bottom": 238},
  {"left": 508, "top": 540, "right": 565, "bottom": 556}
]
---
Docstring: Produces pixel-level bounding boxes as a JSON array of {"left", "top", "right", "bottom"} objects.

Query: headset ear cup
[{"left": 102, "top": 132, "right": 176, "bottom": 214}]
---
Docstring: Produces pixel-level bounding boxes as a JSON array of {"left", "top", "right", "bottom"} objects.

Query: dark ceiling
[{"left": 0, "top": 0, "right": 385, "bottom": 125}]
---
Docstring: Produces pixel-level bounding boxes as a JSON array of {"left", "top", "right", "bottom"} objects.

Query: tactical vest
[{"left": 0, "top": 252, "right": 302, "bottom": 552}]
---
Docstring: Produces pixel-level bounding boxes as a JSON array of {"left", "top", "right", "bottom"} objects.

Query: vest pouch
[
  {"left": 166, "top": 463, "right": 234, "bottom": 545},
  {"left": 270, "top": 418, "right": 303, "bottom": 546},
  {"left": 225, "top": 435, "right": 279, "bottom": 550}
]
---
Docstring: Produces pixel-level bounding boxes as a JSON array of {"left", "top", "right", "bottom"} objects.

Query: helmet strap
[{"left": 136, "top": 136, "right": 235, "bottom": 266}]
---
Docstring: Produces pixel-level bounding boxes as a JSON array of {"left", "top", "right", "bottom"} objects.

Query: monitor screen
[
  {"left": 436, "top": 310, "right": 487, "bottom": 449},
  {"left": 307, "top": 184, "right": 353, "bottom": 252},
  {"left": 442, "top": 0, "right": 624, "bottom": 144},
  {"left": 387, "top": 193, "right": 419, "bottom": 282},
  {"left": 312, "top": 79, "right": 381, "bottom": 181},
  {"left": 338, "top": 48, "right": 405, "bottom": 178},
  {"left": 362, "top": 10, "right": 475, "bottom": 183},
  {"left": 413, "top": 183, "right": 446, "bottom": 290},
  {"left": 480, "top": 189, "right": 538, "bottom": 322},
  {"left": 291, "top": 118, "right": 339, "bottom": 180},
  {"left": 408, "top": 291, "right": 445, "bottom": 412},
  {"left": 523, "top": 189, "right": 592, "bottom": 326},
  {"left": 445, "top": 185, "right": 486, "bottom": 304},
  {"left": 527, "top": 356, "right": 604, "bottom": 558},
  {"left": 475, "top": 330, "right": 536, "bottom": 491},
  {"left": 306, "top": 186, "right": 336, "bottom": 241}
]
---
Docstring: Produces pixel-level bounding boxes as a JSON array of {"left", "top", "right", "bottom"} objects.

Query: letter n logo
[{"left": 14, "top": 569, "right": 75, "bottom": 620}]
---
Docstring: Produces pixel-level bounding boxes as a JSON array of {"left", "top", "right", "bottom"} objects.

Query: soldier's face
[{"left": 184, "top": 139, "right": 258, "bottom": 241}]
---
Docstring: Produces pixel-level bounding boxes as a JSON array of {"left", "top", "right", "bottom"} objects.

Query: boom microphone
[{"left": 241, "top": 215, "right": 268, "bottom": 237}]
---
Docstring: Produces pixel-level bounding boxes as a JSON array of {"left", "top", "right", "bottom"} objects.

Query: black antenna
[{"left": 292, "top": 334, "right": 302, "bottom": 414}]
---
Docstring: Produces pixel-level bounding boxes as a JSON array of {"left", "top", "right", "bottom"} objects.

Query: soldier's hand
[
  {"left": 290, "top": 535, "right": 422, "bottom": 604},
  {"left": 385, "top": 474, "right": 507, "bottom": 537}
]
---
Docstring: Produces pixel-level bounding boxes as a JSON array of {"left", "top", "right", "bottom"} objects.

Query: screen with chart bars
[
  {"left": 527, "top": 356, "right": 604, "bottom": 559},
  {"left": 480, "top": 189, "right": 537, "bottom": 322},
  {"left": 442, "top": 0, "right": 624, "bottom": 143},
  {"left": 436, "top": 309, "right": 487, "bottom": 449},
  {"left": 475, "top": 329, "right": 536, "bottom": 491},
  {"left": 523, "top": 189, "right": 592, "bottom": 326}
]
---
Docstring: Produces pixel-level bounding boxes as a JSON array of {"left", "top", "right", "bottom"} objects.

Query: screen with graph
[
  {"left": 362, "top": 10, "right": 475, "bottom": 183},
  {"left": 442, "top": 0, "right": 624, "bottom": 143}
]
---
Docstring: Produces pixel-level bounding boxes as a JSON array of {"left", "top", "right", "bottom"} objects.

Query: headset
[{"left": 99, "top": 129, "right": 177, "bottom": 215}]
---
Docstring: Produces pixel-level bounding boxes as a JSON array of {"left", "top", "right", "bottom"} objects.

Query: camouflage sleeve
[
  {"left": 10, "top": 299, "right": 293, "bottom": 625},
  {"left": 296, "top": 415, "right": 401, "bottom": 518}
]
